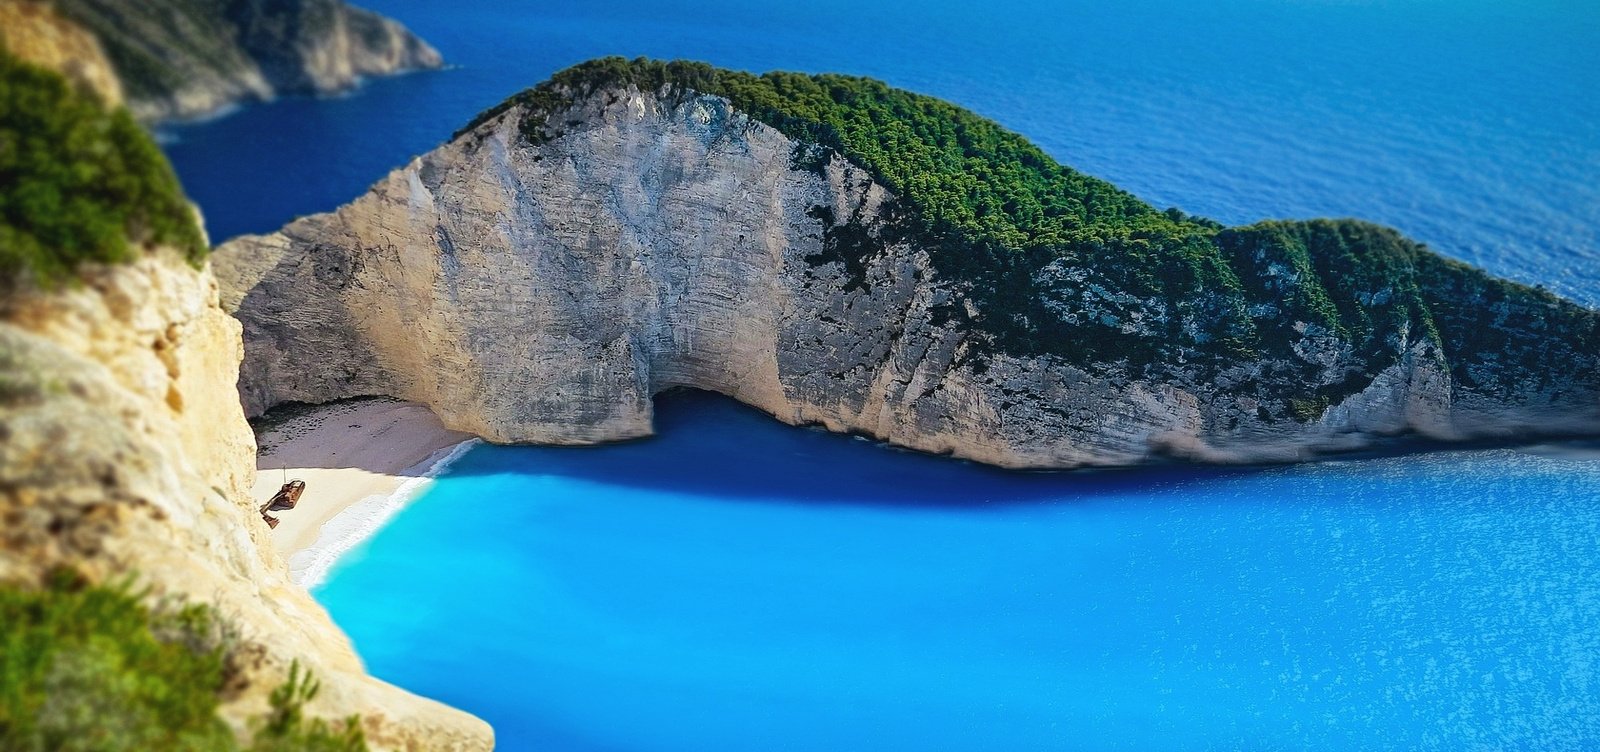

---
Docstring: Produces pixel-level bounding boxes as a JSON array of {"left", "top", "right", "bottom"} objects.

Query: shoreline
[
  {"left": 287, "top": 437, "right": 479, "bottom": 588},
  {"left": 250, "top": 397, "right": 477, "bottom": 587},
  {"left": 249, "top": 395, "right": 1600, "bottom": 590}
]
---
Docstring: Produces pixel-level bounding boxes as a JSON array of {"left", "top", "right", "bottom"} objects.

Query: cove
[{"left": 314, "top": 391, "right": 1600, "bottom": 750}]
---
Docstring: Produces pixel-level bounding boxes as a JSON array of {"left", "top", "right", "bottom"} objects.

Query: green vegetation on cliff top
[
  {"left": 469, "top": 57, "right": 1598, "bottom": 412},
  {"left": 0, "top": 571, "right": 366, "bottom": 752},
  {"left": 0, "top": 46, "right": 205, "bottom": 286}
]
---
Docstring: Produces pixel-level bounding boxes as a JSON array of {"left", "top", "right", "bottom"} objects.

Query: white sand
[{"left": 252, "top": 397, "right": 476, "bottom": 586}]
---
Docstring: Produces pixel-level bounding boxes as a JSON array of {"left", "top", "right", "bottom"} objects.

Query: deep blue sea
[
  {"left": 160, "top": 0, "right": 1600, "bottom": 749},
  {"left": 165, "top": 0, "right": 1600, "bottom": 303}
]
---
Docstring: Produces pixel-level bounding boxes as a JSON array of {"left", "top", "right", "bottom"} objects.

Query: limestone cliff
[
  {"left": 0, "top": 252, "right": 492, "bottom": 750},
  {"left": 0, "top": 1, "right": 123, "bottom": 106},
  {"left": 0, "top": 37, "right": 488, "bottom": 747},
  {"left": 215, "top": 66, "right": 1600, "bottom": 469},
  {"left": 48, "top": 0, "right": 442, "bottom": 122}
]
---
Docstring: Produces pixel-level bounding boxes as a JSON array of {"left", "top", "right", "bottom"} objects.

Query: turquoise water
[
  {"left": 163, "top": 0, "right": 1600, "bottom": 747},
  {"left": 317, "top": 393, "right": 1600, "bottom": 750}
]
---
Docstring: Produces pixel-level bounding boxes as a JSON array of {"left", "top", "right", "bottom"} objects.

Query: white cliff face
[
  {"left": 216, "top": 87, "right": 1597, "bottom": 469},
  {"left": 0, "top": 253, "right": 491, "bottom": 751},
  {"left": 291, "top": 5, "right": 442, "bottom": 91}
]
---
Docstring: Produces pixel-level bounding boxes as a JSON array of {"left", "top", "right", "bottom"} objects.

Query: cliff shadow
[
  {"left": 250, "top": 396, "right": 475, "bottom": 480},
  {"left": 251, "top": 390, "right": 1596, "bottom": 509},
  {"left": 433, "top": 389, "right": 1276, "bottom": 508}
]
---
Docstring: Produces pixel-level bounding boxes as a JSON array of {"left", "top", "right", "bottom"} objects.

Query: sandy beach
[{"left": 251, "top": 397, "right": 475, "bottom": 585}]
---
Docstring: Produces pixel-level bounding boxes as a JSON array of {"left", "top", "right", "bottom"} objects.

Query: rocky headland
[
  {"left": 39, "top": 0, "right": 442, "bottom": 122},
  {"left": 217, "top": 58, "right": 1600, "bottom": 470}
]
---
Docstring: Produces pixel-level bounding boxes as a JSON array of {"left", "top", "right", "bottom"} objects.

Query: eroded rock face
[
  {"left": 0, "top": 253, "right": 492, "bottom": 751},
  {"left": 0, "top": 1, "right": 123, "bottom": 106},
  {"left": 51, "top": 0, "right": 442, "bottom": 122},
  {"left": 216, "top": 87, "right": 1599, "bottom": 469}
]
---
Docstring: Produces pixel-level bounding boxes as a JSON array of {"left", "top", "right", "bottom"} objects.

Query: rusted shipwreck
[{"left": 259, "top": 479, "right": 305, "bottom": 529}]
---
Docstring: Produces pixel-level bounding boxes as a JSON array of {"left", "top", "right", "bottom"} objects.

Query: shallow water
[{"left": 315, "top": 393, "right": 1600, "bottom": 751}]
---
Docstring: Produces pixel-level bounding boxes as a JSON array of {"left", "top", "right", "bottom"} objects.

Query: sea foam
[{"left": 289, "top": 438, "right": 481, "bottom": 589}]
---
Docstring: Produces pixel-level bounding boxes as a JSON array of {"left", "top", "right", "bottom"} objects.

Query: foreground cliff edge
[
  {"left": 215, "top": 58, "right": 1600, "bottom": 470},
  {"left": 0, "top": 44, "right": 491, "bottom": 749}
]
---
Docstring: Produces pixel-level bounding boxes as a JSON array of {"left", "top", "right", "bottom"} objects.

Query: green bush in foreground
[
  {"left": 0, "top": 46, "right": 205, "bottom": 286},
  {"left": 247, "top": 663, "right": 367, "bottom": 752},
  {"left": 0, "top": 571, "right": 365, "bottom": 752}
]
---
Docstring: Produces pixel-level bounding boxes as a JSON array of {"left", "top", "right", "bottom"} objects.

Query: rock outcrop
[
  {"left": 0, "top": 1, "right": 123, "bottom": 106},
  {"left": 49, "top": 0, "right": 442, "bottom": 122},
  {"left": 0, "top": 252, "right": 493, "bottom": 749},
  {"left": 0, "top": 37, "right": 488, "bottom": 748},
  {"left": 216, "top": 74, "right": 1600, "bottom": 470}
]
